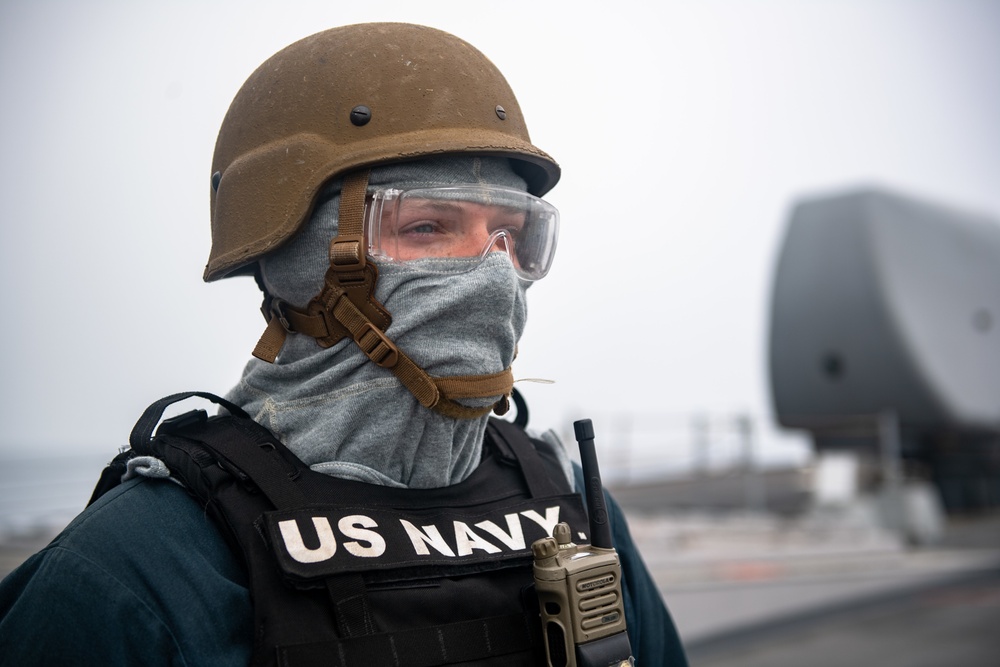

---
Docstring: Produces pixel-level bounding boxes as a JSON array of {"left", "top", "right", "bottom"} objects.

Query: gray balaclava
[{"left": 225, "top": 157, "right": 529, "bottom": 489}]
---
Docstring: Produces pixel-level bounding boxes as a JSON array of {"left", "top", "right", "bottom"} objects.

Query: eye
[
  {"left": 395, "top": 215, "right": 453, "bottom": 239},
  {"left": 403, "top": 220, "right": 441, "bottom": 236}
]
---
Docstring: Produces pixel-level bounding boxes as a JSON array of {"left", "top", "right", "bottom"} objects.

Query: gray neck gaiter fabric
[{"left": 225, "top": 158, "right": 529, "bottom": 489}]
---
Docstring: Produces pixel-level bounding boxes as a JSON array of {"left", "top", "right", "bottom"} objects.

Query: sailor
[{"left": 0, "top": 23, "right": 688, "bottom": 666}]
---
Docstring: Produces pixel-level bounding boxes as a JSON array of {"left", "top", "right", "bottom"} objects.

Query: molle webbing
[{"left": 250, "top": 169, "right": 513, "bottom": 419}]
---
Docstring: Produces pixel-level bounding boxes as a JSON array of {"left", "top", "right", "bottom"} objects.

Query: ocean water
[{"left": 0, "top": 452, "right": 116, "bottom": 541}]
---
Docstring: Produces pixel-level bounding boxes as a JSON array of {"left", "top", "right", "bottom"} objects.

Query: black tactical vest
[{"left": 91, "top": 392, "right": 590, "bottom": 667}]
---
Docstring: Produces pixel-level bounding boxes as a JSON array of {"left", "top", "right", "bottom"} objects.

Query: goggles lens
[{"left": 365, "top": 186, "right": 559, "bottom": 281}]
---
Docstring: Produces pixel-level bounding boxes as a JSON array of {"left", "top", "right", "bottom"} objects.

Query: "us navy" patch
[{"left": 263, "top": 494, "right": 589, "bottom": 580}]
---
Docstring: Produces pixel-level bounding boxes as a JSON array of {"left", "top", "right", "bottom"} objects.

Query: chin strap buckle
[
  {"left": 328, "top": 235, "right": 367, "bottom": 284},
  {"left": 356, "top": 322, "right": 399, "bottom": 368}
]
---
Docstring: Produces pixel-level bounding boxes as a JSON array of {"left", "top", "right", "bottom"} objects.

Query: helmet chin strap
[{"left": 250, "top": 169, "right": 513, "bottom": 419}]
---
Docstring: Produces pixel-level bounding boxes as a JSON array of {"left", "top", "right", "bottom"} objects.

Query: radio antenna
[{"left": 573, "top": 419, "right": 613, "bottom": 550}]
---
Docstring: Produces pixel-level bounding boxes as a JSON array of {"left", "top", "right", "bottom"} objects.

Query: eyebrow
[{"left": 405, "top": 199, "right": 466, "bottom": 214}]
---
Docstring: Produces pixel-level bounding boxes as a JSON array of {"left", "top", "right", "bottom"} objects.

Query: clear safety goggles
[{"left": 364, "top": 186, "right": 560, "bottom": 281}]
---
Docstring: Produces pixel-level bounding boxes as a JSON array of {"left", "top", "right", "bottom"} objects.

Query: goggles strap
[{"left": 250, "top": 169, "right": 512, "bottom": 419}]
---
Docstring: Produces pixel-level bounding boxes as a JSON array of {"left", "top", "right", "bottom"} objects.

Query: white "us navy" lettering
[
  {"left": 279, "top": 514, "right": 387, "bottom": 564},
  {"left": 397, "top": 506, "right": 560, "bottom": 557},
  {"left": 278, "top": 506, "right": 562, "bottom": 564}
]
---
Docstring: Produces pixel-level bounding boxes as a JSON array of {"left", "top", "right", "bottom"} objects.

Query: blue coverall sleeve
[
  {"left": 0, "top": 478, "right": 252, "bottom": 667},
  {"left": 0, "top": 546, "right": 185, "bottom": 666}
]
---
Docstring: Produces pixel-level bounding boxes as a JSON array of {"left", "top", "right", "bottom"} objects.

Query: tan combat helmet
[
  {"left": 206, "top": 23, "right": 560, "bottom": 419},
  {"left": 206, "top": 22, "right": 559, "bottom": 282}
]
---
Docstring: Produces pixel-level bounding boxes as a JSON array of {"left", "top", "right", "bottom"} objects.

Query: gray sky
[{"left": 1, "top": 0, "right": 998, "bottom": 465}]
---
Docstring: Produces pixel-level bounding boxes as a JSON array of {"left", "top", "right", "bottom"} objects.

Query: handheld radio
[{"left": 531, "top": 419, "right": 636, "bottom": 667}]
